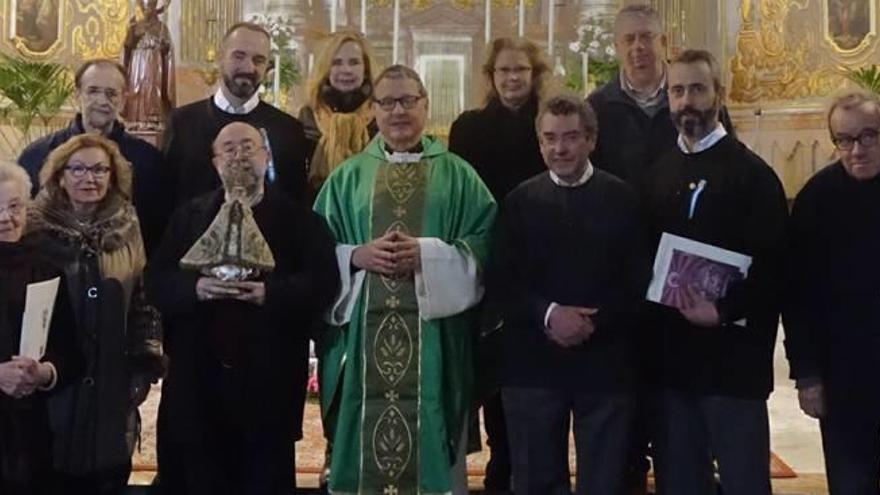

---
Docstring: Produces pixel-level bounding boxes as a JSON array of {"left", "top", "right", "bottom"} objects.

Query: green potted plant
[{"left": 0, "top": 55, "right": 73, "bottom": 155}]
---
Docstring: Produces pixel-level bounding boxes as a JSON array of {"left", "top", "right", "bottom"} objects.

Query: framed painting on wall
[
  {"left": 825, "top": 0, "right": 876, "bottom": 53},
  {"left": 8, "top": 0, "right": 64, "bottom": 56}
]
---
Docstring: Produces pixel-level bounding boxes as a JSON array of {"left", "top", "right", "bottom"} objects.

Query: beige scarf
[{"left": 308, "top": 103, "right": 373, "bottom": 191}]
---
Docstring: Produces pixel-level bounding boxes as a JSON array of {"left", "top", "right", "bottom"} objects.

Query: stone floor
[{"left": 130, "top": 327, "right": 831, "bottom": 493}]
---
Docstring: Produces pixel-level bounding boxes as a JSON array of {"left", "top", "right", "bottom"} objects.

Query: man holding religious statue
[{"left": 147, "top": 122, "right": 339, "bottom": 495}]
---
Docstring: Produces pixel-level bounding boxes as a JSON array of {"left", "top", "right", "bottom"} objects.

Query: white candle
[
  {"left": 485, "top": 0, "right": 491, "bottom": 44},
  {"left": 330, "top": 0, "right": 337, "bottom": 33},
  {"left": 361, "top": 0, "right": 367, "bottom": 34},
  {"left": 393, "top": 0, "right": 400, "bottom": 63},
  {"left": 582, "top": 51, "right": 589, "bottom": 97},
  {"left": 274, "top": 53, "right": 281, "bottom": 105},
  {"left": 547, "top": 0, "right": 554, "bottom": 57},
  {"left": 518, "top": 0, "right": 524, "bottom": 37}
]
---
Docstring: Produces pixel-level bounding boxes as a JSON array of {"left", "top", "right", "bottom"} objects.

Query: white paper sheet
[{"left": 19, "top": 277, "right": 60, "bottom": 360}]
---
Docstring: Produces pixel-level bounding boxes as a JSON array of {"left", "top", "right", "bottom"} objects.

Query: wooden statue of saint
[{"left": 122, "top": 0, "right": 175, "bottom": 130}]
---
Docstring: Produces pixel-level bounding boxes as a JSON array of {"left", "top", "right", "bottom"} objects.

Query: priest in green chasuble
[{"left": 313, "top": 65, "right": 497, "bottom": 494}]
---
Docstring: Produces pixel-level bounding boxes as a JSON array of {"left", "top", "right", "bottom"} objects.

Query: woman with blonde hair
[
  {"left": 27, "top": 133, "right": 164, "bottom": 494},
  {"left": 300, "top": 31, "right": 378, "bottom": 196}
]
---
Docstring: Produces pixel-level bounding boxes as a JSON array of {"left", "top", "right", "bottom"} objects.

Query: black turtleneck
[
  {"left": 299, "top": 85, "right": 379, "bottom": 169},
  {"left": 448, "top": 96, "right": 545, "bottom": 203},
  {"left": 784, "top": 162, "right": 880, "bottom": 405}
]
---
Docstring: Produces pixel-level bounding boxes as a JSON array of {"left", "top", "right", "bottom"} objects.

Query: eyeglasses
[
  {"left": 373, "top": 95, "right": 424, "bottom": 111},
  {"left": 219, "top": 141, "right": 266, "bottom": 158},
  {"left": 494, "top": 66, "right": 532, "bottom": 77},
  {"left": 831, "top": 128, "right": 880, "bottom": 151},
  {"left": 64, "top": 164, "right": 111, "bottom": 178},
  {"left": 0, "top": 202, "right": 25, "bottom": 216},
  {"left": 83, "top": 87, "right": 122, "bottom": 101}
]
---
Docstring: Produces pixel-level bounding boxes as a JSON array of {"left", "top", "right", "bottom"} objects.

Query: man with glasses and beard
[
  {"left": 641, "top": 50, "right": 788, "bottom": 495},
  {"left": 163, "top": 23, "right": 309, "bottom": 207},
  {"left": 148, "top": 122, "right": 338, "bottom": 495}
]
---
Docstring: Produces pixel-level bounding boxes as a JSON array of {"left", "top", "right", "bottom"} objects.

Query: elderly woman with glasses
[
  {"left": 26, "top": 133, "right": 164, "bottom": 494},
  {"left": 0, "top": 160, "right": 80, "bottom": 495}
]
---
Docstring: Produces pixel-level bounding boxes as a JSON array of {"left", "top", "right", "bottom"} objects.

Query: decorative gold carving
[
  {"left": 71, "top": 0, "right": 129, "bottom": 59},
  {"left": 180, "top": 0, "right": 241, "bottom": 63},
  {"left": 368, "top": 0, "right": 530, "bottom": 11},
  {"left": 730, "top": 0, "right": 842, "bottom": 104}
]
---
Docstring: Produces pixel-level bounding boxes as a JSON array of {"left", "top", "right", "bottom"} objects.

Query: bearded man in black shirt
[{"left": 642, "top": 49, "right": 788, "bottom": 495}]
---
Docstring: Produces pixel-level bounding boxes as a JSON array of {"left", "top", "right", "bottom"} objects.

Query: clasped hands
[
  {"left": 0, "top": 356, "right": 54, "bottom": 398},
  {"left": 196, "top": 278, "right": 266, "bottom": 306},
  {"left": 546, "top": 305, "right": 598, "bottom": 348},
  {"left": 352, "top": 231, "right": 421, "bottom": 277}
]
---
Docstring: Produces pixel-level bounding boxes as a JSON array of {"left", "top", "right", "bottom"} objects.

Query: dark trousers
[
  {"left": 820, "top": 401, "right": 880, "bottom": 495},
  {"left": 483, "top": 391, "right": 512, "bottom": 491},
  {"left": 51, "top": 464, "right": 131, "bottom": 495},
  {"left": 653, "top": 390, "right": 771, "bottom": 495},
  {"left": 503, "top": 387, "right": 633, "bottom": 495},
  {"left": 158, "top": 364, "right": 296, "bottom": 495}
]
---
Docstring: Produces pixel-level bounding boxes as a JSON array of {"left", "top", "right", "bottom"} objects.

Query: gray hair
[
  {"left": 373, "top": 64, "right": 428, "bottom": 97},
  {"left": 827, "top": 90, "right": 880, "bottom": 131},
  {"left": 0, "top": 160, "right": 32, "bottom": 199},
  {"left": 536, "top": 94, "right": 598, "bottom": 137},
  {"left": 614, "top": 4, "right": 663, "bottom": 34}
]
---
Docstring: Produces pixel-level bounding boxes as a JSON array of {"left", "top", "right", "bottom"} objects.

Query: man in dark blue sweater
[
  {"left": 642, "top": 50, "right": 788, "bottom": 495},
  {"left": 18, "top": 59, "right": 169, "bottom": 254},
  {"left": 784, "top": 91, "right": 880, "bottom": 495},
  {"left": 495, "top": 95, "right": 650, "bottom": 494}
]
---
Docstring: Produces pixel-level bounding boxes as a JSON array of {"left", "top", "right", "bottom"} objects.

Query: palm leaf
[{"left": 846, "top": 65, "right": 880, "bottom": 96}]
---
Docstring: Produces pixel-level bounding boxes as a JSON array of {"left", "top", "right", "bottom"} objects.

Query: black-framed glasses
[
  {"left": 373, "top": 95, "right": 423, "bottom": 111},
  {"left": 64, "top": 164, "right": 111, "bottom": 178},
  {"left": 831, "top": 128, "right": 880, "bottom": 151}
]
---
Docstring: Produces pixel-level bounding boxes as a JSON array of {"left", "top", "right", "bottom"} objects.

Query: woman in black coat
[{"left": 0, "top": 160, "right": 79, "bottom": 495}]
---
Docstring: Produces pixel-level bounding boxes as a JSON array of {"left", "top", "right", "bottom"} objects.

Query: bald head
[{"left": 212, "top": 123, "right": 269, "bottom": 198}]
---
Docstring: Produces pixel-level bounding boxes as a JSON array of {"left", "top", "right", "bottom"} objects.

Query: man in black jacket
[
  {"left": 784, "top": 91, "right": 880, "bottom": 495},
  {"left": 162, "top": 22, "right": 309, "bottom": 208},
  {"left": 147, "top": 122, "right": 338, "bottom": 495},
  {"left": 18, "top": 59, "right": 170, "bottom": 254},
  {"left": 497, "top": 95, "right": 650, "bottom": 495},
  {"left": 643, "top": 50, "right": 788, "bottom": 495}
]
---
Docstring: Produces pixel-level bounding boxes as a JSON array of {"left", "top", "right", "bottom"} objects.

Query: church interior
[{"left": 1, "top": 0, "right": 878, "bottom": 493}]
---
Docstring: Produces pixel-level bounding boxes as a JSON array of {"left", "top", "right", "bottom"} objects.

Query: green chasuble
[{"left": 314, "top": 135, "right": 496, "bottom": 494}]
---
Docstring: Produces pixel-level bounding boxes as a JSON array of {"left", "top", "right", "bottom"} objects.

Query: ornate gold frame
[
  {"left": 822, "top": 0, "right": 876, "bottom": 56},
  {"left": 6, "top": 0, "right": 66, "bottom": 58}
]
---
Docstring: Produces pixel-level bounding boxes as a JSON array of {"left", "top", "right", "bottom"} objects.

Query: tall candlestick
[
  {"left": 393, "top": 0, "right": 400, "bottom": 63},
  {"left": 485, "top": 0, "right": 491, "bottom": 44},
  {"left": 582, "top": 51, "right": 589, "bottom": 97},
  {"left": 274, "top": 53, "right": 281, "bottom": 106},
  {"left": 361, "top": 0, "right": 367, "bottom": 34},
  {"left": 517, "top": 0, "right": 524, "bottom": 37},
  {"left": 547, "top": 0, "right": 554, "bottom": 56}
]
